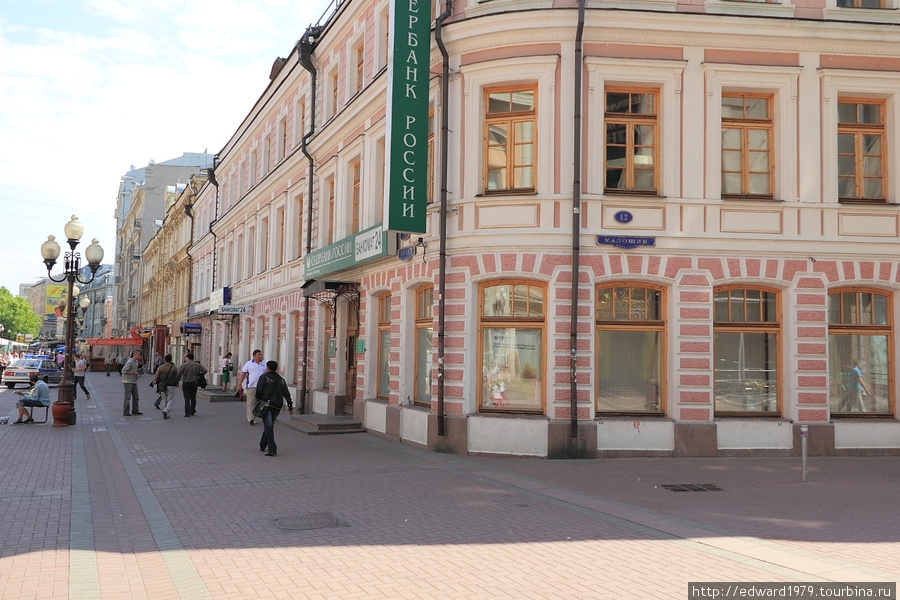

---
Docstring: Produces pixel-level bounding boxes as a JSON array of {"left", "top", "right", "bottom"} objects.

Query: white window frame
[
  {"left": 586, "top": 57, "right": 686, "bottom": 198},
  {"left": 703, "top": 64, "right": 800, "bottom": 202},
  {"left": 460, "top": 55, "right": 558, "bottom": 198},
  {"left": 822, "top": 70, "right": 900, "bottom": 204}
]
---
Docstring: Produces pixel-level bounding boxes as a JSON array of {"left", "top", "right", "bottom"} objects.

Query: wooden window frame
[
  {"left": 483, "top": 85, "right": 537, "bottom": 194},
  {"left": 414, "top": 286, "right": 434, "bottom": 407},
  {"left": 713, "top": 286, "right": 782, "bottom": 417},
  {"left": 837, "top": 97, "right": 886, "bottom": 203},
  {"left": 595, "top": 283, "right": 666, "bottom": 415},
  {"left": 352, "top": 160, "right": 361, "bottom": 234},
  {"left": 478, "top": 280, "right": 546, "bottom": 413},
  {"left": 604, "top": 87, "right": 659, "bottom": 194},
  {"left": 828, "top": 287, "right": 894, "bottom": 417},
  {"left": 376, "top": 294, "right": 392, "bottom": 399},
  {"left": 721, "top": 93, "right": 774, "bottom": 199}
]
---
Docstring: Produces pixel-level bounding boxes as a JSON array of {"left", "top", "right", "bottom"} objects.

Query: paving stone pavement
[{"left": 0, "top": 372, "right": 897, "bottom": 600}]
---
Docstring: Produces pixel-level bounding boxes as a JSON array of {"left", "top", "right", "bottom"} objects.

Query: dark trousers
[
  {"left": 74, "top": 375, "right": 89, "bottom": 399},
  {"left": 182, "top": 381, "right": 199, "bottom": 416},
  {"left": 259, "top": 409, "right": 279, "bottom": 454}
]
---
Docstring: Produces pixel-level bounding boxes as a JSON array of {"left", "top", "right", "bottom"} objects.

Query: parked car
[{"left": 3, "top": 358, "right": 63, "bottom": 388}]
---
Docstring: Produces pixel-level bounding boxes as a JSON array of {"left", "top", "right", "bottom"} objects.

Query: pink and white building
[{"left": 185, "top": 0, "right": 900, "bottom": 457}]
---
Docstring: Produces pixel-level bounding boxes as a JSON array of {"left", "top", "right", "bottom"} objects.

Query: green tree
[{"left": 0, "top": 286, "right": 42, "bottom": 339}]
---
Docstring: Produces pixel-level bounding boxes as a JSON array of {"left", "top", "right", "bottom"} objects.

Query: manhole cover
[
  {"left": 273, "top": 512, "right": 348, "bottom": 531},
  {"left": 660, "top": 483, "right": 723, "bottom": 492}
]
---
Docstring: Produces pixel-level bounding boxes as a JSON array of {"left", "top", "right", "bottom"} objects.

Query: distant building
[{"left": 112, "top": 153, "right": 214, "bottom": 341}]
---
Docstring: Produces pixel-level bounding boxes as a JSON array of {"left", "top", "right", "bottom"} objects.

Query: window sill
[
  {"left": 823, "top": 7, "right": 900, "bottom": 24},
  {"left": 477, "top": 409, "right": 545, "bottom": 417},
  {"left": 714, "top": 412, "right": 784, "bottom": 419},
  {"left": 831, "top": 413, "right": 895, "bottom": 420},
  {"left": 596, "top": 413, "right": 668, "bottom": 419}
]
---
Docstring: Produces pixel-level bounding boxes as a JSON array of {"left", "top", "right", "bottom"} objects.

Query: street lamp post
[{"left": 40, "top": 215, "right": 104, "bottom": 425}]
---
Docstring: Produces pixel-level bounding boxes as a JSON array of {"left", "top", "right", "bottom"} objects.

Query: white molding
[{"left": 585, "top": 57, "right": 687, "bottom": 198}]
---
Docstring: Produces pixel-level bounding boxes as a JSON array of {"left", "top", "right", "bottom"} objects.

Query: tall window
[
  {"left": 713, "top": 288, "right": 780, "bottom": 415},
  {"left": 596, "top": 285, "right": 664, "bottom": 414},
  {"left": 355, "top": 43, "right": 365, "bottom": 93},
  {"left": 484, "top": 86, "right": 536, "bottom": 193},
  {"left": 351, "top": 160, "right": 361, "bottom": 234},
  {"left": 275, "top": 206, "right": 285, "bottom": 267},
  {"left": 377, "top": 295, "right": 391, "bottom": 398},
  {"left": 427, "top": 108, "right": 435, "bottom": 205},
  {"left": 838, "top": 98, "right": 885, "bottom": 201},
  {"left": 296, "top": 193, "right": 304, "bottom": 259},
  {"left": 414, "top": 287, "right": 434, "bottom": 406},
  {"left": 278, "top": 117, "right": 288, "bottom": 162},
  {"left": 479, "top": 281, "right": 544, "bottom": 412},
  {"left": 722, "top": 94, "right": 772, "bottom": 198},
  {"left": 330, "top": 72, "right": 339, "bottom": 118},
  {"left": 828, "top": 289, "right": 892, "bottom": 416},
  {"left": 605, "top": 88, "right": 658, "bottom": 193},
  {"left": 327, "top": 177, "right": 336, "bottom": 245},
  {"left": 259, "top": 217, "right": 269, "bottom": 272}
]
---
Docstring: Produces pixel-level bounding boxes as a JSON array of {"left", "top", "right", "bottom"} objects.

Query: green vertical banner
[{"left": 385, "top": 0, "right": 432, "bottom": 234}]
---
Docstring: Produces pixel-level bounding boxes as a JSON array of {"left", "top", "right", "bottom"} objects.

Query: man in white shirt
[
  {"left": 73, "top": 353, "right": 91, "bottom": 400},
  {"left": 236, "top": 349, "right": 266, "bottom": 425}
]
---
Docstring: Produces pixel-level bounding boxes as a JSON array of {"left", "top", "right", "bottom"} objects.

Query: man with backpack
[
  {"left": 152, "top": 354, "right": 180, "bottom": 419},
  {"left": 254, "top": 360, "right": 294, "bottom": 456}
]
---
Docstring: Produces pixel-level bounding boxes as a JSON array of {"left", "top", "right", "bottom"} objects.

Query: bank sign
[
  {"left": 304, "top": 224, "right": 393, "bottom": 279},
  {"left": 385, "top": 0, "right": 432, "bottom": 234}
]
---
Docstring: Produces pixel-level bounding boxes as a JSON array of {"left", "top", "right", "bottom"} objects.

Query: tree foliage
[{"left": 0, "top": 286, "right": 42, "bottom": 338}]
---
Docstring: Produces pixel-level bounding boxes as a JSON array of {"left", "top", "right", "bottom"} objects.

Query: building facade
[
  {"left": 176, "top": 0, "right": 900, "bottom": 457},
  {"left": 113, "top": 154, "right": 214, "bottom": 344}
]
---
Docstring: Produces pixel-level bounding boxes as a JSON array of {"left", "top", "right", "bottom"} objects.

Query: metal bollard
[{"left": 800, "top": 424, "right": 809, "bottom": 483}]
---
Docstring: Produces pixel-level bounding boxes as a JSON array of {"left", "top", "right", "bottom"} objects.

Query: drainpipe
[
  {"left": 298, "top": 25, "right": 322, "bottom": 411},
  {"left": 569, "top": 0, "right": 585, "bottom": 438},
  {"left": 435, "top": 0, "right": 452, "bottom": 437}
]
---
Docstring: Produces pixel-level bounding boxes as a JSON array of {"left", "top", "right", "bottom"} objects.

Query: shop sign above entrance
[
  {"left": 304, "top": 224, "right": 395, "bottom": 279},
  {"left": 218, "top": 305, "right": 248, "bottom": 314}
]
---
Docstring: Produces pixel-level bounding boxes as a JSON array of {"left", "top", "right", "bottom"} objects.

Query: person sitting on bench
[{"left": 13, "top": 372, "right": 51, "bottom": 424}]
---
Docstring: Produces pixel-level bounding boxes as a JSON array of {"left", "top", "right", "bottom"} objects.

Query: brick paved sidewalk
[{"left": 0, "top": 371, "right": 897, "bottom": 600}]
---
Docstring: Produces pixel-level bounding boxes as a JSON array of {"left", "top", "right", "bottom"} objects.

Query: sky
[{"left": 0, "top": 0, "right": 332, "bottom": 295}]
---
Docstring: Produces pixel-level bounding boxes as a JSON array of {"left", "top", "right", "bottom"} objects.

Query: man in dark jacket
[
  {"left": 176, "top": 353, "right": 207, "bottom": 418},
  {"left": 255, "top": 360, "right": 294, "bottom": 456}
]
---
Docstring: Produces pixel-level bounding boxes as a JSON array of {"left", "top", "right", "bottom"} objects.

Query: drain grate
[
  {"left": 273, "top": 512, "right": 349, "bottom": 531},
  {"left": 660, "top": 483, "right": 723, "bottom": 492}
]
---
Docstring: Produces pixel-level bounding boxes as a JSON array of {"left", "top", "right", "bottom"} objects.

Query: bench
[{"left": 30, "top": 404, "right": 49, "bottom": 424}]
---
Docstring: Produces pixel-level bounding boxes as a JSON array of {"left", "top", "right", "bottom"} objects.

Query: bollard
[{"left": 800, "top": 424, "right": 809, "bottom": 483}]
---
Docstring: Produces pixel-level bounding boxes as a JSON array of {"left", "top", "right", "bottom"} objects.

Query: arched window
[
  {"left": 479, "top": 281, "right": 545, "bottom": 412},
  {"left": 828, "top": 289, "right": 893, "bottom": 416},
  {"left": 595, "top": 284, "right": 665, "bottom": 414},
  {"left": 714, "top": 287, "right": 780, "bottom": 415}
]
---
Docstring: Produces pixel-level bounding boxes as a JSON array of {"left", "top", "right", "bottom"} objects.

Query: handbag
[
  {"left": 197, "top": 372, "right": 208, "bottom": 389},
  {"left": 251, "top": 398, "right": 270, "bottom": 419}
]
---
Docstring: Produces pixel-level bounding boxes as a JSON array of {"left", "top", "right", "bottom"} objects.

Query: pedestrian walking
[
  {"left": 121, "top": 350, "right": 143, "bottom": 416},
  {"left": 105, "top": 355, "right": 113, "bottom": 376},
  {"left": 254, "top": 360, "right": 294, "bottom": 456},
  {"left": 152, "top": 354, "right": 180, "bottom": 419},
  {"left": 176, "top": 353, "right": 207, "bottom": 417},
  {"left": 236, "top": 349, "right": 266, "bottom": 425},
  {"left": 116, "top": 354, "right": 125, "bottom": 374},
  {"left": 220, "top": 352, "right": 233, "bottom": 391},
  {"left": 72, "top": 353, "right": 91, "bottom": 400}
]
